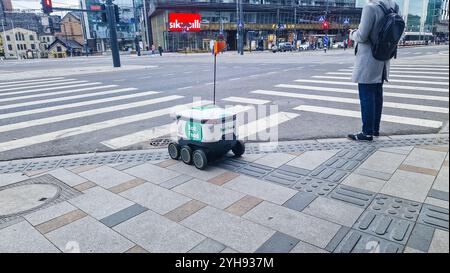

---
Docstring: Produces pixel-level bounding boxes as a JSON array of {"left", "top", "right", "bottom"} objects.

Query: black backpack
[{"left": 371, "top": 2, "right": 405, "bottom": 61}]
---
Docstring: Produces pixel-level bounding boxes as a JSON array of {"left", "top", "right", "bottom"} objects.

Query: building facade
[
  {"left": 1, "top": 0, "right": 12, "bottom": 11},
  {"left": 55, "top": 12, "right": 84, "bottom": 45},
  {"left": 0, "top": 27, "right": 39, "bottom": 59},
  {"left": 146, "top": 0, "right": 362, "bottom": 52}
]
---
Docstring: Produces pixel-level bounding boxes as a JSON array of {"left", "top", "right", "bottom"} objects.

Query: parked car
[
  {"left": 332, "top": 42, "right": 345, "bottom": 49},
  {"left": 298, "top": 43, "right": 309, "bottom": 51},
  {"left": 278, "top": 42, "right": 294, "bottom": 52}
]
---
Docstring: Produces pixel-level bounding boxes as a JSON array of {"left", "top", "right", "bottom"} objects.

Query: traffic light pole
[{"left": 105, "top": 0, "right": 121, "bottom": 67}]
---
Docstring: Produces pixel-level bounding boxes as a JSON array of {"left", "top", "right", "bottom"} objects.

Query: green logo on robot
[{"left": 185, "top": 121, "right": 203, "bottom": 141}]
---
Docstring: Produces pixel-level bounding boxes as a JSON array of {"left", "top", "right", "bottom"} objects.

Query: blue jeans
[{"left": 358, "top": 83, "right": 383, "bottom": 136}]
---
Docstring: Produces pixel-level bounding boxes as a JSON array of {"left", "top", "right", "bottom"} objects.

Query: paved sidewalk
[{"left": 0, "top": 134, "right": 448, "bottom": 253}]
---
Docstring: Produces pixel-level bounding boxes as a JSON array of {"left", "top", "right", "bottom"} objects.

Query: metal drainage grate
[
  {"left": 0, "top": 174, "right": 81, "bottom": 226},
  {"left": 149, "top": 138, "right": 172, "bottom": 148}
]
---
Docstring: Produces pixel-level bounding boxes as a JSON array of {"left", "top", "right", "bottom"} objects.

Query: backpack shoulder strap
[{"left": 377, "top": 2, "right": 390, "bottom": 15}]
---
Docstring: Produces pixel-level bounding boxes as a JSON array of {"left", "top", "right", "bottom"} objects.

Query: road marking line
[
  {"left": 101, "top": 105, "right": 253, "bottom": 149},
  {"left": 294, "top": 105, "right": 443, "bottom": 128},
  {"left": 229, "top": 78, "right": 241, "bottom": 81},
  {"left": 389, "top": 65, "right": 449, "bottom": 68},
  {"left": 327, "top": 72, "right": 449, "bottom": 80},
  {"left": 0, "top": 78, "right": 77, "bottom": 90},
  {"left": 0, "top": 85, "right": 120, "bottom": 111},
  {"left": 0, "top": 101, "right": 212, "bottom": 153},
  {"left": 177, "top": 86, "right": 193, "bottom": 90},
  {"left": 0, "top": 77, "right": 66, "bottom": 86},
  {"left": 280, "top": 84, "right": 449, "bottom": 101},
  {"left": 238, "top": 112, "right": 299, "bottom": 139},
  {"left": 0, "top": 80, "right": 88, "bottom": 96},
  {"left": 0, "top": 90, "right": 158, "bottom": 120},
  {"left": 339, "top": 69, "right": 449, "bottom": 75},
  {"left": 0, "top": 95, "right": 183, "bottom": 133},
  {"left": 0, "top": 83, "right": 104, "bottom": 104},
  {"left": 253, "top": 89, "right": 448, "bottom": 113},
  {"left": 293, "top": 79, "right": 449, "bottom": 93},
  {"left": 248, "top": 74, "right": 261, "bottom": 78},
  {"left": 222, "top": 96, "right": 270, "bottom": 105},
  {"left": 312, "top": 75, "right": 449, "bottom": 86}
]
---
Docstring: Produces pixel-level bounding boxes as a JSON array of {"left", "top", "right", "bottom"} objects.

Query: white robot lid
[{"left": 177, "top": 105, "right": 235, "bottom": 123}]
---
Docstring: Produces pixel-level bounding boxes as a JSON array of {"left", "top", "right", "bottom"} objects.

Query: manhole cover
[
  {"left": 149, "top": 138, "right": 172, "bottom": 148},
  {"left": 0, "top": 174, "right": 81, "bottom": 225},
  {"left": 0, "top": 184, "right": 59, "bottom": 216}
]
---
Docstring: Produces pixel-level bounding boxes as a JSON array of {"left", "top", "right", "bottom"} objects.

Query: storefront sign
[{"left": 169, "top": 13, "right": 201, "bottom": 32}]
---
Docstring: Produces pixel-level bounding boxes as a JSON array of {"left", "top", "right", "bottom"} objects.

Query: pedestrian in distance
[
  {"left": 158, "top": 45, "right": 163, "bottom": 56},
  {"left": 348, "top": 0, "right": 404, "bottom": 141}
]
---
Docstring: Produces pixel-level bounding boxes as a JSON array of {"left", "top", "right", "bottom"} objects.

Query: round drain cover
[{"left": 0, "top": 184, "right": 59, "bottom": 216}]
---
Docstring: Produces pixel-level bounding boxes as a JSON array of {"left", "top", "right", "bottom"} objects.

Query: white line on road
[
  {"left": 0, "top": 85, "right": 120, "bottom": 111},
  {"left": 0, "top": 80, "right": 88, "bottom": 96},
  {"left": 0, "top": 82, "right": 103, "bottom": 104},
  {"left": 253, "top": 89, "right": 448, "bottom": 113},
  {"left": 0, "top": 77, "right": 66, "bottom": 86},
  {"left": 0, "top": 90, "right": 157, "bottom": 120},
  {"left": 293, "top": 79, "right": 449, "bottom": 93},
  {"left": 0, "top": 101, "right": 212, "bottom": 153},
  {"left": 177, "top": 86, "right": 193, "bottom": 90},
  {"left": 0, "top": 78, "right": 77, "bottom": 90},
  {"left": 327, "top": 72, "right": 449, "bottom": 80},
  {"left": 390, "top": 65, "right": 449, "bottom": 68},
  {"left": 222, "top": 96, "right": 270, "bottom": 105},
  {"left": 338, "top": 69, "right": 449, "bottom": 75},
  {"left": 312, "top": 75, "right": 449, "bottom": 86},
  {"left": 228, "top": 78, "right": 241, "bottom": 81},
  {"left": 294, "top": 105, "right": 443, "bottom": 128},
  {"left": 238, "top": 112, "right": 300, "bottom": 139}
]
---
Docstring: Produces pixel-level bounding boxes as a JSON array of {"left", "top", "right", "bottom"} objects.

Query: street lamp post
[{"left": 105, "top": 0, "right": 120, "bottom": 67}]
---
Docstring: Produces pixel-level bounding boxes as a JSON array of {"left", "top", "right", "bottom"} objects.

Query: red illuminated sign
[
  {"left": 90, "top": 5, "right": 103, "bottom": 11},
  {"left": 169, "top": 13, "right": 201, "bottom": 32}
]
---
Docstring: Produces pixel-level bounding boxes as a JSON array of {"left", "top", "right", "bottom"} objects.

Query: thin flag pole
[{"left": 213, "top": 53, "right": 217, "bottom": 105}]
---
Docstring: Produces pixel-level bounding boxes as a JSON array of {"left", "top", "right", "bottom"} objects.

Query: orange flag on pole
[{"left": 214, "top": 41, "right": 226, "bottom": 55}]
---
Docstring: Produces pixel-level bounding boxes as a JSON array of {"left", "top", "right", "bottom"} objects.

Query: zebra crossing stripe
[
  {"left": 222, "top": 96, "right": 270, "bottom": 105},
  {"left": 0, "top": 80, "right": 89, "bottom": 96},
  {"left": 0, "top": 78, "right": 77, "bottom": 90},
  {"left": 338, "top": 69, "right": 449, "bottom": 75},
  {"left": 0, "top": 85, "right": 122, "bottom": 111},
  {"left": 0, "top": 90, "right": 159, "bottom": 120},
  {"left": 326, "top": 72, "right": 449, "bottom": 80},
  {"left": 253, "top": 89, "right": 448, "bottom": 113},
  {"left": 313, "top": 76, "right": 449, "bottom": 86},
  {"left": 0, "top": 101, "right": 212, "bottom": 153},
  {"left": 390, "top": 65, "right": 449, "bottom": 68},
  {"left": 294, "top": 105, "right": 443, "bottom": 128},
  {"left": 238, "top": 112, "right": 299, "bottom": 139},
  {"left": 0, "top": 95, "right": 183, "bottom": 133},
  {"left": 0, "top": 77, "right": 66, "bottom": 86},
  {"left": 101, "top": 105, "right": 254, "bottom": 149},
  {"left": 0, "top": 83, "right": 104, "bottom": 104},
  {"left": 294, "top": 79, "right": 449, "bottom": 93}
]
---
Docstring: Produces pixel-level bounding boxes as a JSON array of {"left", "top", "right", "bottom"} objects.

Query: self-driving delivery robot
[{"left": 167, "top": 39, "right": 245, "bottom": 170}]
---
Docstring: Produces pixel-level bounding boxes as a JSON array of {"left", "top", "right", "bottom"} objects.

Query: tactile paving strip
[
  {"left": 0, "top": 174, "right": 81, "bottom": 225},
  {"left": 417, "top": 204, "right": 449, "bottom": 231},
  {"left": 293, "top": 177, "right": 338, "bottom": 196},
  {"left": 334, "top": 230, "right": 404, "bottom": 253},
  {"left": 329, "top": 185, "right": 376, "bottom": 208},
  {"left": 369, "top": 194, "right": 423, "bottom": 221},
  {"left": 354, "top": 211, "right": 415, "bottom": 245},
  {"left": 237, "top": 163, "right": 274, "bottom": 178}
]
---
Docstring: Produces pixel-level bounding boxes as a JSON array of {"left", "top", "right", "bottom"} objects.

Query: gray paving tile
[
  {"left": 79, "top": 165, "right": 135, "bottom": 188},
  {"left": 354, "top": 211, "right": 414, "bottom": 245},
  {"left": 418, "top": 204, "right": 449, "bottom": 231},
  {"left": 342, "top": 173, "right": 387, "bottom": 193},
  {"left": 378, "top": 146, "right": 414, "bottom": 155},
  {"left": 68, "top": 186, "right": 134, "bottom": 220},
  {"left": 46, "top": 216, "right": 134, "bottom": 253},
  {"left": 255, "top": 232, "right": 300, "bottom": 253},
  {"left": 369, "top": 194, "right": 422, "bottom": 221},
  {"left": 290, "top": 241, "right": 328, "bottom": 253},
  {"left": 124, "top": 163, "right": 181, "bottom": 184},
  {"left": 428, "top": 189, "right": 449, "bottom": 202},
  {"left": 224, "top": 175, "right": 297, "bottom": 205},
  {"left": 403, "top": 148, "right": 447, "bottom": 171},
  {"left": 432, "top": 166, "right": 449, "bottom": 193},
  {"left": 380, "top": 170, "right": 435, "bottom": 203},
  {"left": 120, "top": 182, "right": 191, "bottom": 215},
  {"left": 47, "top": 168, "right": 88, "bottom": 187},
  {"left": 0, "top": 173, "right": 29, "bottom": 187},
  {"left": 0, "top": 221, "right": 60, "bottom": 253},
  {"left": 263, "top": 168, "right": 304, "bottom": 187},
  {"left": 254, "top": 153, "right": 296, "bottom": 168},
  {"left": 237, "top": 163, "right": 274, "bottom": 178},
  {"left": 324, "top": 156, "right": 360, "bottom": 172},
  {"left": 287, "top": 150, "right": 338, "bottom": 171},
  {"left": 212, "top": 158, "right": 248, "bottom": 171},
  {"left": 406, "top": 224, "right": 435, "bottom": 253},
  {"left": 310, "top": 166, "right": 348, "bottom": 183},
  {"left": 358, "top": 151, "right": 407, "bottom": 175},
  {"left": 283, "top": 192, "right": 317, "bottom": 212},
  {"left": 325, "top": 226, "right": 351, "bottom": 252},
  {"left": 243, "top": 201, "right": 341, "bottom": 248},
  {"left": 278, "top": 165, "right": 311, "bottom": 176},
  {"left": 100, "top": 204, "right": 148, "bottom": 228},
  {"left": 173, "top": 179, "right": 245, "bottom": 209},
  {"left": 181, "top": 206, "right": 275, "bottom": 253},
  {"left": 425, "top": 197, "right": 449, "bottom": 209},
  {"left": 354, "top": 168, "right": 392, "bottom": 181},
  {"left": 428, "top": 229, "right": 449, "bottom": 253},
  {"left": 114, "top": 210, "right": 205, "bottom": 253},
  {"left": 303, "top": 197, "right": 365, "bottom": 227},
  {"left": 329, "top": 185, "right": 376, "bottom": 208},
  {"left": 188, "top": 238, "right": 226, "bottom": 253},
  {"left": 293, "top": 177, "right": 338, "bottom": 196},
  {"left": 334, "top": 230, "right": 404, "bottom": 253},
  {"left": 168, "top": 162, "right": 227, "bottom": 181},
  {"left": 159, "top": 175, "right": 194, "bottom": 189},
  {"left": 25, "top": 201, "right": 78, "bottom": 226}
]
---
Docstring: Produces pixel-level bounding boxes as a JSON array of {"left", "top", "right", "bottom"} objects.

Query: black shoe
[
  {"left": 374, "top": 132, "right": 380, "bottom": 137},
  {"left": 347, "top": 133, "right": 373, "bottom": 142}
]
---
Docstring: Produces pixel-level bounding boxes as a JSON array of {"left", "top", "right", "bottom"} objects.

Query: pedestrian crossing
[{"left": 0, "top": 62, "right": 448, "bottom": 156}]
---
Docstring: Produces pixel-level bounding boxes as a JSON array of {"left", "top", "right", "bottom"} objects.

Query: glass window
[
  {"left": 8, "top": 45, "right": 12, "bottom": 50},
  {"left": 29, "top": 35, "right": 35, "bottom": 41},
  {"left": 6, "top": 35, "right": 10, "bottom": 41},
  {"left": 31, "top": 44, "right": 35, "bottom": 50}
]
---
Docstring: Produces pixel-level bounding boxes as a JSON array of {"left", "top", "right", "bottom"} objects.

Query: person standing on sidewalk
[
  {"left": 347, "top": 0, "right": 400, "bottom": 142},
  {"left": 158, "top": 45, "right": 163, "bottom": 56}
]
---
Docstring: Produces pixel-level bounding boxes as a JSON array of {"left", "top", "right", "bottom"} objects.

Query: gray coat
[{"left": 350, "top": 0, "right": 397, "bottom": 84}]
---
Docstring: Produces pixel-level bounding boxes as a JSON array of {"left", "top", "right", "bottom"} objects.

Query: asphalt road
[{"left": 0, "top": 45, "right": 448, "bottom": 161}]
